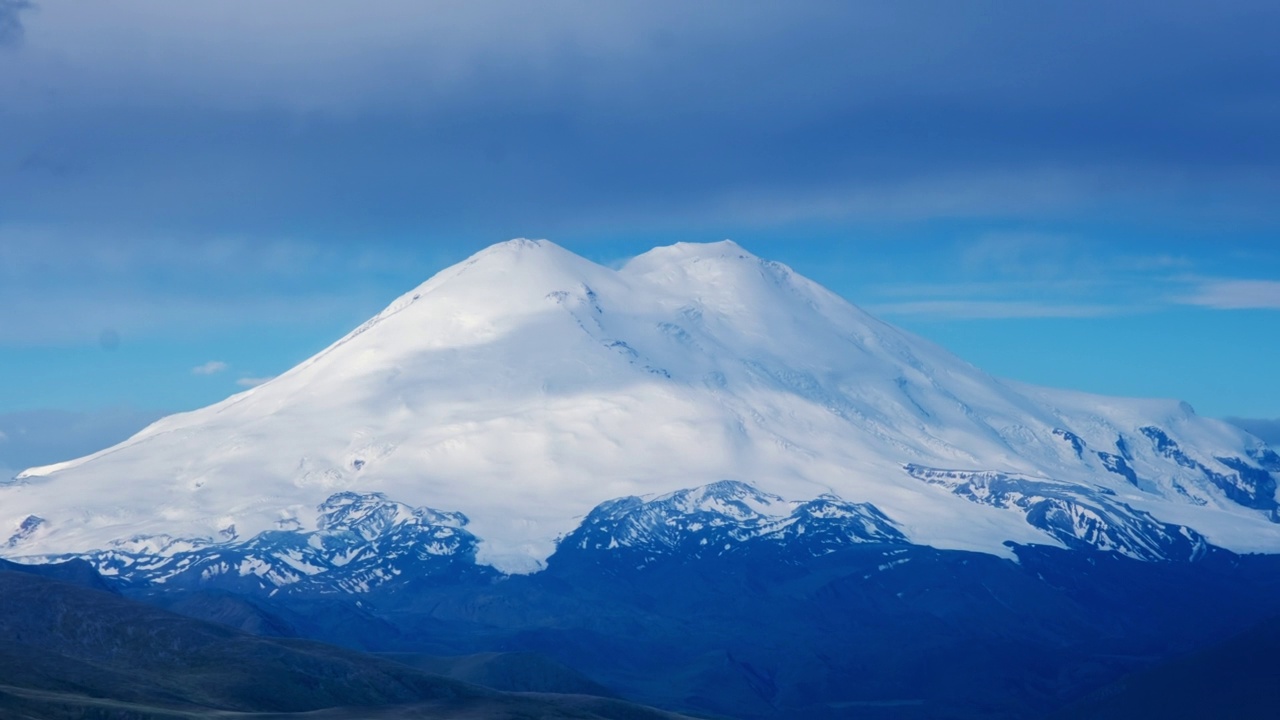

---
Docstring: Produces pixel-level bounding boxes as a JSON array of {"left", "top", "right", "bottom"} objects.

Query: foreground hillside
[
  {"left": 1053, "top": 613, "right": 1280, "bottom": 719},
  {"left": 120, "top": 542, "right": 1280, "bottom": 719},
  {"left": 0, "top": 562, "right": 693, "bottom": 720}
]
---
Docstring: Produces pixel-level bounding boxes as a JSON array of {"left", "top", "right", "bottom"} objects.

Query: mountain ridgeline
[{"left": 4, "top": 240, "right": 1280, "bottom": 718}]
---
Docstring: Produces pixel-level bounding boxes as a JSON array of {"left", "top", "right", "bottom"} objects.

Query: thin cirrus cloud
[
  {"left": 191, "top": 360, "right": 229, "bottom": 375},
  {"left": 867, "top": 277, "right": 1280, "bottom": 320},
  {"left": 1178, "top": 280, "right": 1280, "bottom": 310}
]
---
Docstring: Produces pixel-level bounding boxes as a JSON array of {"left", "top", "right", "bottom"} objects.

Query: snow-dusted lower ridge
[
  {"left": 558, "top": 480, "right": 907, "bottom": 567},
  {"left": 27, "top": 482, "right": 908, "bottom": 591},
  {"left": 4, "top": 239, "right": 1279, "bottom": 574},
  {"left": 5, "top": 478, "right": 1223, "bottom": 591},
  {"left": 904, "top": 466, "right": 1210, "bottom": 561},
  {"left": 40, "top": 492, "right": 481, "bottom": 594}
]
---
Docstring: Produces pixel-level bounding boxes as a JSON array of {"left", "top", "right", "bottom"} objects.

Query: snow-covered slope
[{"left": 3, "top": 239, "right": 1278, "bottom": 574}]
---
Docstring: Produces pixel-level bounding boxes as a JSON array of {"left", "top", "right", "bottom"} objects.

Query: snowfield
[{"left": 4, "top": 239, "right": 1278, "bottom": 574}]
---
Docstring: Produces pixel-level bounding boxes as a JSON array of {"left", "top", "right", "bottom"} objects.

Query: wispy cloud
[
  {"left": 1178, "top": 279, "right": 1280, "bottom": 310},
  {"left": 191, "top": 360, "right": 229, "bottom": 375},
  {"left": 857, "top": 235, "right": 1166, "bottom": 321},
  {"left": 860, "top": 237, "right": 1279, "bottom": 321},
  {"left": 867, "top": 300, "right": 1118, "bottom": 320},
  {"left": 958, "top": 232, "right": 1085, "bottom": 281},
  {"left": 0, "top": 0, "right": 32, "bottom": 47},
  {"left": 236, "top": 376, "right": 274, "bottom": 388}
]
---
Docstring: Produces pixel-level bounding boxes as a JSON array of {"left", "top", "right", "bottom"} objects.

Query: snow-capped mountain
[{"left": 3, "top": 239, "right": 1278, "bottom": 579}]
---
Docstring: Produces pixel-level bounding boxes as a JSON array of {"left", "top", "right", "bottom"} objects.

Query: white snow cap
[{"left": 4, "top": 239, "right": 1278, "bottom": 572}]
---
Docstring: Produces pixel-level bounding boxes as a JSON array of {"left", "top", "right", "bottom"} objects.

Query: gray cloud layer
[
  {"left": 0, "top": 0, "right": 31, "bottom": 46},
  {"left": 2, "top": 1, "right": 1278, "bottom": 236}
]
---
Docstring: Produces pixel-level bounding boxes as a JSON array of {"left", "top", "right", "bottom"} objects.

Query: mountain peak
[
  {"left": 471, "top": 237, "right": 559, "bottom": 260},
  {"left": 4, "top": 239, "right": 1278, "bottom": 574},
  {"left": 622, "top": 239, "right": 757, "bottom": 275},
  {"left": 443, "top": 238, "right": 592, "bottom": 282}
]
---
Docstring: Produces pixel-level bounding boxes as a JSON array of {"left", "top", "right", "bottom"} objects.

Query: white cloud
[
  {"left": 191, "top": 360, "right": 229, "bottom": 375},
  {"left": 1179, "top": 280, "right": 1280, "bottom": 310},
  {"left": 236, "top": 376, "right": 274, "bottom": 388},
  {"left": 958, "top": 232, "right": 1083, "bottom": 280}
]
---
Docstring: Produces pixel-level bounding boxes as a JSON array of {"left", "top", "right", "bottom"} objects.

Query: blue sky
[{"left": 1, "top": 1, "right": 1278, "bottom": 471}]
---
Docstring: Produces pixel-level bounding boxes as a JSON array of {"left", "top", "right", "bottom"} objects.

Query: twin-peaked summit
[{"left": 4, "top": 239, "right": 1279, "bottom": 575}]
